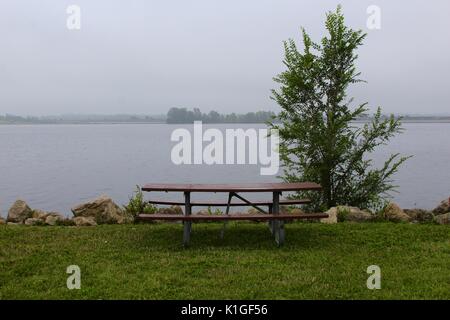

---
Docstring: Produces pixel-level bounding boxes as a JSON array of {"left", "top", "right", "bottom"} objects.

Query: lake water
[{"left": 0, "top": 123, "right": 449, "bottom": 216}]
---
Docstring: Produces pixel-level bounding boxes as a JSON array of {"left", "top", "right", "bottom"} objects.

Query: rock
[
  {"left": 290, "top": 208, "right": 304, "bottom": 215},
  {"left": 404, "top": 209, "right": 434, "bottom": 223},
  {"left": 48, "top": 212, "right": 64, "bottom": 219},
  {"left": 31, "top": 209, "right": 49, "bottom": 220},
  {"left": 71, "top": 195, "right": 127, "bottom": 224},
  {"left": 58, "top": 219, "right": 76, "bottom": 226},
  {"left": 7, "top": 200, "right": 33, "bottom": 223},
  {"left": 24, "top": 218, "right": 44, "bottom": 226},
  {"left": 73, "top": 216, "right": 97, "bottom": 226},
  {"left": 0, "top": 217, "right": 6, "bottom": 225},
  {"left": 28, "top": 210, "right": 65, "bottom": 226},
  {"left": 434, "top": 212, "right": 450, "bottom": 225},
  {"left": 337, "top": 206, "right": 374, "bottom": 222},
  {"left": 320, "top": 207, "right": 338, "bottom": 224},
  {"left": 195, "top": 209, "right": 210, "bottom": 216},
  {"left": 158, "top": 205, "right": 183, "bottom": 215},
  {"left": 170, "top": 205, "right": 183, "bottom": 215},
  {"left": 7, "top": 222, "right": 20, "bottom": 225},
  {"left": 432, "top": 197, "right": 450, "bottom": 215},
  {"left": 45, "top": 214, "right": 64, "bottom": 226},
  {"left": 383, "top": 203, "right": 410, "bottom": 222},
  {"left": 114, "top": 212, "right": 133, "bottom": 224},
  {"left": 280, "top": 206, "right": 290, "bottom": 214}
]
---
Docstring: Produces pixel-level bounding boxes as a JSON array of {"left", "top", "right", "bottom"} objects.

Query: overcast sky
[{"left": 0, "top": 0, "right": 449, "bottom": 116}]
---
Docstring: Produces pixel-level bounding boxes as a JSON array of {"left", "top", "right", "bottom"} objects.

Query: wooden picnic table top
[{"left": 141, "top": 182, "right": 321, "bottom": 193}]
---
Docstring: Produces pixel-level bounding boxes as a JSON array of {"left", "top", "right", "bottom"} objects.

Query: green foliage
[
  {"left": 124, "top": 186, "right": 157, "bottom": 219},
  {"left": 55, "top": 219, "right": 76, "bottom": 226},
  {"left": 207, "top": 207, "right": 223, "bottom": 215},
  {"left": 30, "top": 219, "right": 47, "bottom": 226},
  {"left": 336, "top": 207, "right": 350, "bottom": 222},
  {"left": 270, "top": 6, "right": 410, "bottom": 210}
]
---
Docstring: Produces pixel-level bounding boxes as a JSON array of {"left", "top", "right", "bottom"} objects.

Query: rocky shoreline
[
  {"left": 320, "top": 201, "right": 449, "bottom": 225},
  {"left": 0, "top": 195, "right": 449, "bottom": 226},
  {"left": 0, "top": 195, "right": 135, "bottom": 227}
]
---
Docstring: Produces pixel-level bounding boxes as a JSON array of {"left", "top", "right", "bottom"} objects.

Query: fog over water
[{"left": 1, "top": 0, "right": 450, "bottom": 116}]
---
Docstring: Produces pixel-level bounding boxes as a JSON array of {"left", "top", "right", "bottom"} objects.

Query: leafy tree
[{"left": 270, "top": 6, "right": 410, "bottom": 210}]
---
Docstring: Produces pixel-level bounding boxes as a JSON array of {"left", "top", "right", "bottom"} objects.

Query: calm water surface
[{"left": 0, "top": 123, "right": 449, "bottom": 216}]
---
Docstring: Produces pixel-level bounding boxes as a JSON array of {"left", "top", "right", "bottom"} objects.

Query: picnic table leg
[
  {"left": 183, "top": 191, "right": 191, "bottom": 247},
  {"left": 268, "top": 204, "right": 274, "bottom": 235},
  {"left": 220, "top": 192, "right": 233, "bottom": 239},
  {"left": 273, "top": 191, "right": 284, "bottom": 246}
]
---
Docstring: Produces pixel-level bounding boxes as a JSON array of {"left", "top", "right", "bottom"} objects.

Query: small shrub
[
  {"left": 207, "top": 207, "right": 222, "bottom": 215},
  {"left": 32, "top": 219, "right": 47, "bottom": 226},
  {"left": 124, "top": 186, "right": 157, "bottom": 220},
  {"left": 337, "top": 207, "right": 350, "bottom": 222},
  {"left": 371, "top": 201, "right": 391, "bottom": 222},
  {"left": 55, "top": 219, "right": 76, "bottom": 226}
]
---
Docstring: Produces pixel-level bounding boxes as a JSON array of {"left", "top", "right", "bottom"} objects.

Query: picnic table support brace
[
  {"left": 183, "top": 192, "right": 192, "bottom": 247},
  {"left": 231, "top": 192, "right": 268, "bottom": 214},
  {"left": 220, "top": 192, "right": 268, "bottom": 239}
]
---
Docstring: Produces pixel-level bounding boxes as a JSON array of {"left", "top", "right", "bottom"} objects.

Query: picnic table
[{"left": 137, "top": 182, "right": 327, "bottom": 246}]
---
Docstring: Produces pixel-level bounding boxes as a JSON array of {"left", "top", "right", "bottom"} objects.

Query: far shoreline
[{"left": 1, "top": 120, "right": 450, "bottom": 125}]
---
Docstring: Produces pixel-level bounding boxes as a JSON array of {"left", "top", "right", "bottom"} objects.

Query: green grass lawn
[{"left": 0, "top": 222, "right": 449, "bottom": 299}]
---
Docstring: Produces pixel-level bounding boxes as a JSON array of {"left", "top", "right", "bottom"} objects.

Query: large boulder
[
  {"left": 280, "top": 206, "right": 291, "bottom": 214},
  {"left": 24, "top": 218, "right": 44, "bottom": 226},
  {"left": 158, "top": 205, "right": 183, "bottom": 215},
  {"left": 404, "top": 209, "right": 434, "bottom": 223},
  {"left": 247, "top": 208, "right": 260, "bottom": 215},
  {"left": 290, "top": 208, "right": 304, "bottom": 215},
  {"left": 337, "top": 206, "right": 373, "bottom": 222},
  {"left": 432, "top": 197, "right": 450, "bottom": 215},
  {"left": 48, "top": 212, "right": 64, "bottom": 219},
  {"left": 71, "top": 195, "right": 127, "bottom": 224},
  {"left": 383, "top": 203, "right": 410, "bottom": 222},
  {"left": 320, "top": 207, "right": 338, "bottom": 224},
  {"left": 45, "top": 213, "right": 65, "bottom": 226},
  {"left": 434, "top": 213, "right": 450, "bottom": 225},
  {"left": 31, "top": 209, "right": 49, "bottom": 220},
  {"left": 73, "top": 216, "right": 97, "bottom": 226},
  {"left": 7, "top": 200, "right": 33, "bottom": 223}
]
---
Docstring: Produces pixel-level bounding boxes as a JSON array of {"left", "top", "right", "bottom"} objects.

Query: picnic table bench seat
[{"left": 147, "top": 198, "right": 311, "bottom": 207}]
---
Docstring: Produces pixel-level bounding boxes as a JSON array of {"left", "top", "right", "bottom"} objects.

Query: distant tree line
[
  {"left": 0, "top": 114, "right": 42, "bottom": 124},
  {"left": 1, "top": 112, "right": 447, "bottom": 125},
  {"left": 0, "top": 114, "right": 165, "bottom": 124},
  {"left": 166, "top": 108, "right": 277, "bottom": 124}
]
